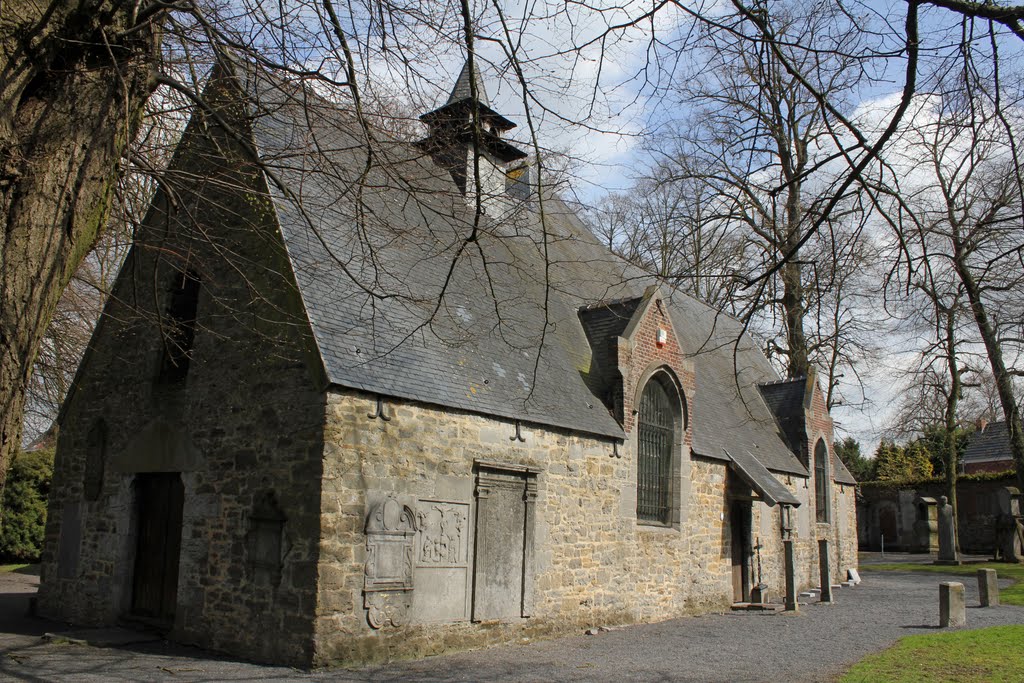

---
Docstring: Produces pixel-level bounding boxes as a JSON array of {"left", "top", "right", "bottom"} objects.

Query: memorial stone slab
[{"left": 818, "top": 539, "right": 833, "bottom": 603}]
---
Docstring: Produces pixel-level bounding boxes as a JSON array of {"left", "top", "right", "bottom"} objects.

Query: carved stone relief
[
  {"left": 417, "top": 502, "right": 467, "bottom": 566},
  {"left": 363, "top": 495, "right": 416, "bottom": 629},
  {"left": 412, "top": 500, "right": 471, "bottom": 623}
]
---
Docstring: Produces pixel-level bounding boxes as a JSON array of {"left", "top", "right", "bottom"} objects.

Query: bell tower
[{"left": 418, "top": 60, "right": 529, "bottom": 210}]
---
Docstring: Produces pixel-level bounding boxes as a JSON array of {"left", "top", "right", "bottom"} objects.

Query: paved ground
[{"left": 3, "top": 567, "right": 1023, "bottom": 682}]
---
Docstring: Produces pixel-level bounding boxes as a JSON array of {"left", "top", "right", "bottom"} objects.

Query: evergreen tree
[
  {"left": 875, "top": 440, "right": 912, "bottom": 481},
  {"left": 835, "top": 436, "right": 875, "bottom": 481},
  {"left": 0, "top": 448, "right": 54, "bottom": 562}
]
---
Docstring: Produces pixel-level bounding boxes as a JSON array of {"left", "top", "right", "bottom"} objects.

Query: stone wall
[
  {"left": 313, "top": 388, "right": 854, "bottom": 665},
  {"left": 858, "top": 474, "right": 1016, "bottom": 553},
  {"left": 37, "top": 77, "right": 327, "bottom": 667}
]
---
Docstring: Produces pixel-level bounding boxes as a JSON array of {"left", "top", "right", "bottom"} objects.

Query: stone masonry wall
[
  {"left": 313, "top": 388, "right": 846, "bottom": 665},
  {"left": 802, "top": 374, "right": 857, "bottom": 581},
  {"left": 858, "top": 475, "right": 1016, "bottom": 554},
  {"left": 37, "top": 75, "right": 326, "bottom": 667}
]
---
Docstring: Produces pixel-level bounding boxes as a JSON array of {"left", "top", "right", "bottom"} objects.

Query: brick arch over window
[
  {"left": 635, "top": 369, "right": 686, "bottom": 526},
  {"left": 814, "top": 438, "right": 830, "bottom": 523}
]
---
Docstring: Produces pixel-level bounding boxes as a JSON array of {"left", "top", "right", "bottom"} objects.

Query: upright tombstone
[
  {"left": 912, "top": 496, "right": 939, "bottom": 553},
  {"left": 939, "top": 581, "right": 966, "bottom": 627},
  {"left": 995, "top": 487, "right": 1023, "bottom": 563},
  {"left": 781, "top": 505, "right": 798, "bottom": 612},
  {"left": 818, "top": 539, "right": 833, "bottom": 603},
  {"left": 783, "top": 539, "right": 798, "bottom": 612},
  {"left": 936, "top": 496, "right": 959, "bottom": 565}
]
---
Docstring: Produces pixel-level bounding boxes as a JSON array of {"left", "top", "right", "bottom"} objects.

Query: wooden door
[
  {"left": 131, "top": 473, "right": 184, "bottom": 623},
  {"left": 730, "top": 500, "right": 751, "bottom": 603}
]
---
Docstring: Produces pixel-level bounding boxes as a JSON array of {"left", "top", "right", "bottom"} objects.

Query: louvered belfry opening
[{"left": 637, "top": 378, "right": 675, "bottom": 524}]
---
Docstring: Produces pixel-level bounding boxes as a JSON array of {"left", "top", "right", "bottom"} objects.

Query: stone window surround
[{"left": 632, "top": 365, "right": 688, "bottom": 531}]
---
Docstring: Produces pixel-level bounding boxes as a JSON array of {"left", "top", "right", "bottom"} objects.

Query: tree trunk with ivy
[
  {"left": 0, "top": 1, "right": 160, "bottom": 502},
  {"left": 940, "top": 306, "right": 962, "bottom": 557}
]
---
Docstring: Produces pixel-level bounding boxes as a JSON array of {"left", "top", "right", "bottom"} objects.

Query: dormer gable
[{"left": 579, "top": 286, "right": 695, "bottom": 434}]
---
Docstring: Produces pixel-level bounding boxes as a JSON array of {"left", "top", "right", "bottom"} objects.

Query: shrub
[{"left": 0, "top": 447, "right": 55, "bottom": 563}]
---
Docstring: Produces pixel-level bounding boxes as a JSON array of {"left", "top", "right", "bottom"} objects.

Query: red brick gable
[
  {"left": 615, "top": 286, "right": 695, "bottom": 440},
  {"left": 802, "top": 369, "right": 833, "bottom": 466}
]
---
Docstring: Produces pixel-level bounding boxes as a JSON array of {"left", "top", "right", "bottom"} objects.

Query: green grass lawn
[
  {"left": 862, "top": 561, "right": 1024, "bottom": 606},
  {"left": 842, "top": 625, "right": 1024, "bottom": 683},
  {"left": 0, "top": 563, "right": 39, "bottom": 575}
]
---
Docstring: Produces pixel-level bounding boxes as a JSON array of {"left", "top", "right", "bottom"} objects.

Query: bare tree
[
  {"left": 886, "top": 79, "right": 1024, "bottom": 490},
  {"left": 6, "top": 0, "right": 1024, "bottom": 499}
]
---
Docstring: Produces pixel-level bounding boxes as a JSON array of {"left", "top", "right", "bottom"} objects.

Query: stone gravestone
[
  {"left": 939, "top": 581, "right": 966, "bottom": 627},
  {"left": 995, "top": 487, "right": 1022, "bottom": 563},
  {"left": 912, "top": 496, "right": 938, "bottom": 553},
  {"left": 936, "top": 496, "right": 959, "bottom": 565},
  {"left": 818, "top": 539, "right": 833, "bottom": 603}
]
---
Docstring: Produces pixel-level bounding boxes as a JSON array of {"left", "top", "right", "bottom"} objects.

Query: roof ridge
[{"left": 759, "top": 376, "right": 806, "bottom": 387}]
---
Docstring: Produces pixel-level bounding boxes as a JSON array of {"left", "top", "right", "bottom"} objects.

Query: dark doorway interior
[
  {"left": 131, "top": 473, "right": 184, "bottom": 625},
  {"left": 730, "top": 500, "right": 752, "bottom": 603}
]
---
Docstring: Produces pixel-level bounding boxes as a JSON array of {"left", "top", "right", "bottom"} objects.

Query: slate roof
[
  {"left": 758, "top": 379, "right": 807, "bottom": 456},
  {"left": 447, "top": 60, "right": 491, "bottom": 108},
  {"left": 757, "top": 377, "right": 857, "bottom": 485},
  {"left": 420, "top": 60, "right": 517, "bottom": 133},
  {"left": 233, "top": 62, "right": 817, "bottom": 478},
  {"left": 963, "top": 421, "right": 1016, "bottom": 465}
]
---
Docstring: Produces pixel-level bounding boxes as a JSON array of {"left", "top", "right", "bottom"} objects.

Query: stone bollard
[
  {"left": 978, "top": 568, "right": 999, "bottom": 607},
  {"left": 939, "top": 582, "right": 966, "bottom": 627}
]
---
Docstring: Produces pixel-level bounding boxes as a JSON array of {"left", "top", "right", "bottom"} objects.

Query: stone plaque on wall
[
  {"left": 412, "top": 500, "right": 470, "bottom": 623},
  {"left": 472, "top": 462, "right": 538, "bottom": 621},
  {"left": 363, "top": 495, "right": 416, "bottom": 628}
]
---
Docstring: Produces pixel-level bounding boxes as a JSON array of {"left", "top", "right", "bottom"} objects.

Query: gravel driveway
[{"left": 3, "top": 569, "right": 1023, "bottom": 682}]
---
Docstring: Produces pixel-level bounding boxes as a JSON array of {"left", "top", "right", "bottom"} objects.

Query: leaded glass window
[
  {"left": 637, "top": 378, "right": 675, "bottom": 524},
  {"left": 814, "top": 439, "right": 830, "bottom": 523}
]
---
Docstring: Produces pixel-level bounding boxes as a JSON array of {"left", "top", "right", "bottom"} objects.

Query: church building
[{"left": 38, "top": 56, "right": 857, "bottom": 667}]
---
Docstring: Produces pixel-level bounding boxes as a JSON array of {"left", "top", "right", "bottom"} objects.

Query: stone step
[{"left": 730, "top": 602, "right": 784, "bottom": 613}]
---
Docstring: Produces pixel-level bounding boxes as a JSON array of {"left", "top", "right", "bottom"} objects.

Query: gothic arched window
[
  {"left": 814, "top": 439, "right": 830, "bottom": 523},
  {"left": 637, "top": 374, "right": 683, "bottom": 525}
]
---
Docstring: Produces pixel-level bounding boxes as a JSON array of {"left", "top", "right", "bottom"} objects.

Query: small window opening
[
  {"left": 506, "top": 164, "right": 531, "bottom": 200},
  {"left": 248, "top": 492, "right": 286, "bottom": 586},
  {"left": 84, "top": 419, "right": 107, "bottom": 501},
  {"left": 159, "top": 270, "right": 200, "bottom": 383}
]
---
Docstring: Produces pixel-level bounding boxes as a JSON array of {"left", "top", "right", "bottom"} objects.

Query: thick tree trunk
[
  {"left": 0, "top": 2, "right": 159, "bottom": 497},
  {"left": 953, "top": 252, "right": 1024, "bottom": 494},
  {"left": 781, "top": 251, "right": 808, "bottom": 378},
  {"left": 942, "top": 307, "right": 961, "bottom": 557}
]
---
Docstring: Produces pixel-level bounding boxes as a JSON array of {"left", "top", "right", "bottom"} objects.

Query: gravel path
[{"left": 3, "top": 570, "right": 1023, "bottom": 682}]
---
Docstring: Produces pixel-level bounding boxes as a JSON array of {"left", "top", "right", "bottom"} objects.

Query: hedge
[{"left": 858, "top": 469, "right": 1016, "bottom": 492}]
